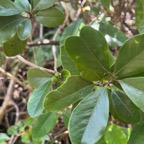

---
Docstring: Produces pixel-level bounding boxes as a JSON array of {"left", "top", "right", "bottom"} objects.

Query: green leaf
[
  {"left": 15, "top": 0, "right": 31, "bottom": 12},
  {"left": 108, "top": 90, "right": 127, "bottom": 123},
  {"left": 114, "top": 34, "right": 144, "bottom": 78},
  {"left": 32, "top": 0, "right": 58, "bottom": 11},
  {"left": 27, "top": 68, "right": 53, "bottom": 88},
  {"left": 136, "top": 0, "right": 144, "bottom": 33},
  {"left": 27, "top": 81, "right": 51, "bottom": 118},
  {"left": 60, "top": 19, "right": 83, "bottom": 46},
  {"left": 32, "top": 112, "right": 57, "bottom": 139},
  {"left": 105, "top": 124, "right": 127, "bottom": 144},
  {"left": 111, "top": 90, "right": 141, "bottom": 124},
  {"left": 91, "top": 22, "right": 128, "bottom": 47},
  {"left": 0, "top": 0, "right": 23, "bottom": 16},
  {"left": 44, "top": 76, "right": 93, "bottom": 111},
  {"left": 0, "top": 133, "right": 10, "bottom": 142},
  {"left": 7, "top": 125, "right": 18, "bottom": 136},
  {"left": 0, "top": 15, "right": 26, "bottom": 43},
  {"left": 120, "top": 77, "right": 144, "bottom": 112},
  {"left": 61, "top": 46, "right": 79, "bottom": 75},
  {"left": 96, "top": 136, "right": 107, "bottom": 144},
  {"left": 35, "top": 7, "right": 64, "bottom": 27},
  {"left": 3, "top": 34, "right": 27, "bottom": 56},
  {"left": 65, "top": 26, "right": 111, "bottom": 81},
  {"left": 100, "top": 0, "right": 111, "bottom": 10},
  {"left": 128, "top": 117, "right": 144, "bottom": 144},
  {"left": 69, "top": 87, "right": 109, "bottom": 144},
  {"left": 17, "top": 18, "right": 32, "bottom": 40}
]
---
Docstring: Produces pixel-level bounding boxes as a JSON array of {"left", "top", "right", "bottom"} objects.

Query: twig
[
  {"left": 0, "top": 67, "right": 32, "bottom": 91},
  {"left": 28, "top": 40, "right": 59, "bottom": 47},
  {"left": 0, "top": 79, "right": 14, "bottom": 123},
  {"left": 76, "top": 0, "right": 87, "bottom": 18},
  {"left": 16, "top": 55, "right": 55, "bottom": 74}
]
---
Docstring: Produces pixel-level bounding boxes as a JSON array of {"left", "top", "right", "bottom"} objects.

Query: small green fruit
[
  {"left": 51, "top": 76, "right": 58, "bottom": 83},
  {"left": 55, "top": 72, "right": 60, "bottom": 78}
]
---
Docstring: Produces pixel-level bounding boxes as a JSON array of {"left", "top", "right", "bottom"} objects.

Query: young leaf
[
  {"left": 27, "top": 81, "right": 51, "bottom": 118},
  {"left": 65, "top": 26, "right": 111, "bottom": 81},
  {"left": 32, "top": 112, "right": 57, "bottom": 139},
  {"left": 35, "top": 7, "right": 64, "bottom": 27},
  {"left": 0, "top": 15, "right": 25, "bottom": 43},
  {"left": 44, "top": 76, "right": 93, "bottom": 111},
  {"left": 128, "top": 117, "right": 144, "bottom": 144},
  {"left": 15, "top": 0, "right": 31, "bottom": 12},
  {"left": 61, "top": 46, "right": 79, "bottom": 75},
  {"left": 32, "top": 0, "right": 58, "bottom": 11},
  {"left": 105, "top": 124, "right": 127, "bottom": 144},
  {"left": 69, "top": 87, "right": 109, "bottom": 144},
  {"left": 3, "top": 34, "right": 27, "bottom": 56},
  {"left": 114, "top": 34, "right": 144, "bottom": 78},
  {"left": 17, "top": 18, "right": 32, "bottom": 40},
  {"left": 111, "top": 90, "right": 141, "bottom": 124},
  {"left": 120, "top": 77, "right": 144, "bottom": 112},
  {"left": 135, "top": 0, "right": 144, "bottom": 33},
  {"left": 0, "top": 0, "right": 23, "bottom": 16},
  {"left": 27, "top": 68, "right": 53, "bottom": 88}
]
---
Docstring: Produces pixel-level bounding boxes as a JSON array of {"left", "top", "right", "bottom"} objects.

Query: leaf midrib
[{"left": 81, "top": 37, "right": 109, "bottom": 78}]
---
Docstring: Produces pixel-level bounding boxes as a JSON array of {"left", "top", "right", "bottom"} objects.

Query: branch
[
  {"left": 0, "top": 67, "right": 32, "bottom": 91},
  {"left": 16, "top": 55, "right": 55, "bottom": 74},
  {"left": 28, "top": 40, "right": 59, "bottom": 47}
]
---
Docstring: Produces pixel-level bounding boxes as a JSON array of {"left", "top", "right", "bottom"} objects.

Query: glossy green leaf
[
  {"left": 36, "top": 7, "right": 64, "bottom": 27},
  {"left": 108, "top": 90, "right": 128, "bottom": 123},
  {"left": 44, "top": 76, "right": 93, "bottom": 111},
  {"left": 91, "top": 22, "right": 127, "bottom": 47},
  {"left": 32, "top": 112, "right": 57, "bottom": 139},
  {"left": 114, "top": 34, "right": 144, "bottom": 78},
  {"left": 15, "top": 0, "right": 31, "bottom": 12},
  {"left": 136, "top": 0, "right": 144, "bottom": 33},
  {"left": 105, "top": 124, "right": 127, "bottom": 144},
  {"left": 27, "top": 68, "right": 52, "bottom": 88},
  {"left": 0, "top": 0, "right": 23, "bottom": 16},
  {"left": 65, "top": 26, "right": 111, "bottom": 81},
  {"left": 61, "top": 46, "right": 79, "bottom": 75},
  {"left": 17, "top": 18, "right": 32, "bottom": 40},
  {"left": 0, "top": 15, "right": 25, "bottom": 43},
  {"left": 60, "top": 19, "right": 83, "bottom": 46},
  {"left": 100, "top": 0, "right": 111, "bottom": 10},
  {"left": 32, "top": 0, "right": 58, "bottom": 11},
  {"left": 120, "top": 77, "right": 144, "bottom": 112},
  {"left": 27, "top": 81, "right": 51, "bottom": 118},
  {"left": 3, "top": 34, "right": 27, "bottom": 56},
  {"left": 69, "top": 87, "right": 109, "bottom": 144},
  {"left": 128, "top": 117, "right": 144, "bottom": 144},
  {"left": 111, "top": 90, "right": 141, "bottom": 124}
]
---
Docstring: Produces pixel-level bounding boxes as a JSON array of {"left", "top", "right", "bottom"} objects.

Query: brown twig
[
  {"left": 16, "top": 55, "right": 55, "bottom": 74},
  {"left": 0, "top": 67, "right": 32, "bottom": 91}
]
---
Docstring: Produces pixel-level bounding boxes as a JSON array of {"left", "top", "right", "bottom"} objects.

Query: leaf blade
[
  {"left": 65, "top": 26, "right": 111, "bottom": 81},
  {"left": 69, "top": 87, "right": 109, "bottom": 144},
  {"left": 120, "top": 77, "right": 144, "bottom": 112},
  {"left": 44, "top": 76, "right": 93, "bottom": 111},
  {"left": 35, "top": 7, "right": 64, "bottom": 27},
  {"left": 27, "top": 81, "right": 51, "bottom": 118}
]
